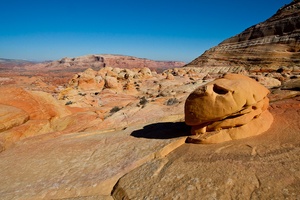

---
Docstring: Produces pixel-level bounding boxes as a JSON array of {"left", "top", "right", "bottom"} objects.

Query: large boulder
[
  {"left": 68, "top": 68, "right": 105, "bottom": 91},
  {"left": 185, "top": 74, "right": 273, "bottom": 143}
]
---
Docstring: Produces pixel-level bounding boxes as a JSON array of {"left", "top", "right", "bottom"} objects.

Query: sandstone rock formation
[
  {"left": 185, "top": 0, "right": 300, "bottom": 74},
  {"left": 0, "top": 122, "right": 188, "bottom": 199},
  {"left": 0, "top": 2, "right": 300, "bottom": 199},
  {"left": 0, "top": 87, "right": 71, "bottom": 150},
  {"left": 0, "top": 63, "right": 299, "bottom": 199},
  {"left": 112, "top": 97, "right": 300, "bottom": 200},
  {"left": 185, "top": 74, "right": 273, "bottom": 143},
  {"left": 0, "top": 63, "right": 208, "bottom": 152}
]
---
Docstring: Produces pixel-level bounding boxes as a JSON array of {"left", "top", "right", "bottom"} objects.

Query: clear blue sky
[{"left": 0, "top": 0, "right": 292, "bottom": 62}]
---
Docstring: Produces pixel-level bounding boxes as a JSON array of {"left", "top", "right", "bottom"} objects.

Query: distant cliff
[
  {"left": 17, "top": 54, "right": 185, "bottom": 73},
  {"left": 185, "top": 0, "right": 300, "bottom": 73}
]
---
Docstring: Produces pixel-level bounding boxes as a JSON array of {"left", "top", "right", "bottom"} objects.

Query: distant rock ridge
[
  {"left": 185, "top": 0, "right": 300, "bottom": 73},
  {"left": 20, "top": 54, "right": 186, "bottom": 73}
]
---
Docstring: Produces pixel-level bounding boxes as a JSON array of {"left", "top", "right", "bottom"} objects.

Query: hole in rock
[
  {"left": 253, "top": 114, "right": 261, "bottom": 119},
  {"left": 225, "top": 114, "right": 244, "bottom": 119},
  {"left": 213, "top": 84, "right": 229, "bottom": 95}
]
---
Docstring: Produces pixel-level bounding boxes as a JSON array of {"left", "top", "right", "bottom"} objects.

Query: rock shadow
[{"left": 131, "top": 122, "right": 191, "bottom": 139}]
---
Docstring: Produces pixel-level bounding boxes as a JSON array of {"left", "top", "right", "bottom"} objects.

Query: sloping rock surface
[
  {"left": 185, "top": 0, "right": 300, "bottom": 73},
  {"left": 0, "top": 122, "right": 188, "bottom": 199},
  {"left": 112, "top": 96, "right": 300, "bottom": 199}
]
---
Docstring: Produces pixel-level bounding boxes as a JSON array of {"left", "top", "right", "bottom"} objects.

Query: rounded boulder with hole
[{"left": 184, "top": 73, "right": 273, "bottom": 144}]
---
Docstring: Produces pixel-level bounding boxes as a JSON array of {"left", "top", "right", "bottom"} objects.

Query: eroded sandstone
[
  {"left": 112, "top": 97, "right": 300, "bottom": 200},
  {"left": 185, "top": 74, "right": 273, "bottom": 143}
]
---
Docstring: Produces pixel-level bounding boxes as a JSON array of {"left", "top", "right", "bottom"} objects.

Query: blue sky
[{"left": 0, "top": 0, "right": 292, "bottom": 62}]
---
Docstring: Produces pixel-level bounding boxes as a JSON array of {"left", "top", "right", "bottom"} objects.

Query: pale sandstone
[
  {"left": 104, "top": 76, "right": 121, "bottom": 90},
  {"left": 251, "top": 76, "right": 282, "bottom": 89},
  {"left": 0, "top": 119, "right": 52, "bottom": 150},
  {"left": 185, "top": 74, "right": 269, "bottom": 125},
  {"left": 112, "top": 97, "right": 300, "bottom": 200},
  {"left": 206, "top": 97, "right": 269, "bottom": 131},
  {"left": 0, "top": 122, "right": 188, "bottom": 199},
  {"left": 187, "top": 110, "right": 273, "bottom": 144},
  {"left": 185, "top": 74, "right": 272, "bottom": 143},
  {"left": 69, "top": 68, "right": 105, "bottom": 91}
]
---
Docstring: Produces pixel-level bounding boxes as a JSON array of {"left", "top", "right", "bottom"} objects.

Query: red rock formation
[{"left": 21, "top": 54, "right": 185, "bottom": 73}]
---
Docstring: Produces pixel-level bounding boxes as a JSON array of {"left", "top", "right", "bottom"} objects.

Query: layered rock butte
[
  {"left": 0, "top": 1, "right": 300, "bottom": 199},
  {"left": 185, "top": 0, "right": 300, "bottom": 74}
]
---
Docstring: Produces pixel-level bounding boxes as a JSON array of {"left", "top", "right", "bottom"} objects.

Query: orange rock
[
  {"left": 185, "top": 74, "right": 270, "bottom": 126},
  {"left": 187, "top": 110, "right": 273, "bottom": 144},
  {"left": 69, "top": 68, "right": 105, "bottom": 91},
  {"left": 185, "top": 74, "right": 272, "bottom": 143},
  {"left": 0, "top": 87, "right": 71, "bottom": 120},
  {"left": 0, "top": 104, "right": 29, "bottom": 132}
]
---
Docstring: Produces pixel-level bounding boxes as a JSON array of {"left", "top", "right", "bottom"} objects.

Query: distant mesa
[
  {"left": 12, "top": 54, "right": 186, "bottom": 73},
  {"left": 185, "top": 0, "right": 300, "bottom": 73}
]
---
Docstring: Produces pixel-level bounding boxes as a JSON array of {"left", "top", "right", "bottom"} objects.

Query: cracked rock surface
[{"left": 0, "top": 122, "right": 189, "bottom": 199}]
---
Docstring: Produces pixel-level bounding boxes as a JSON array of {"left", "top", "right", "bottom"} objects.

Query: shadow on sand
[{"left": 131, "top": 122, "right": 191, "bottom": 139}]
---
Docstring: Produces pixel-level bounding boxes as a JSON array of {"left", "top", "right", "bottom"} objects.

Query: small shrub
[
  {"left": 65, "top": 101, "right": 73, "bottom": 105},
  {"left": 110, "top": 106, "right": 121, "bottom": 114},
  {"left": 139, "top": 96, "right": 148, "bottom": 106},
  {"left": 166, "top": 98, "right": 179, "bottom": 106},
  {"left": 78, "top": 92, "right": 86, "bottom": 96}
]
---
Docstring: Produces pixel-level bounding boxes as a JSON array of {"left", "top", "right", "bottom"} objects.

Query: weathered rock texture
[
  {"left": 185, "top": 0, "right": 300, "bottom": 73},
  {"left": 0, "top": 2, "right": 300, "bottom": 199},
  {"left": 0, "top": 122, "right": 188, "bottom": 199},
  {"left": 185, "top": 74, "right": 273, "bottom": 143},
  {"left": 0, "top": 62, "right": 299, "bottom": 199},
  {"left": 112, "top": 96, "right": 300, "bottom": 200},
  {"left": 0, "top": 64, "right": 208, "bottom": 152}
]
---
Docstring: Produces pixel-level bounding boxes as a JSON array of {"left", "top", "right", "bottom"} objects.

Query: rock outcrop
[
  {"left": 0, "top": 87, "right": 71, "bottom": 150},
  {"left": 185, "top": 74, "right": 273, "bottom": 143},
  {"left": 1, "top": 2, "right": 300, "bottom": 199},
  {"left": 0, "top": 65, "right": 209, "bottom": 152},
  {"left": 0, "top": 122, "right": 188, "bottom": 199},
  {"left": 185, "top": 0, "right": 300, "bottom": 73},
  {"left": 112, "top": 97, "right": 300, "bottom": 200}
]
